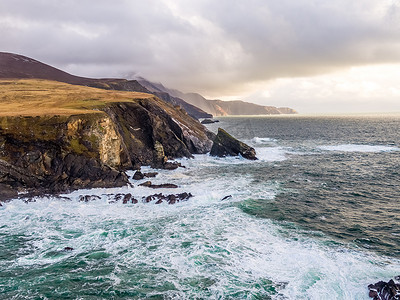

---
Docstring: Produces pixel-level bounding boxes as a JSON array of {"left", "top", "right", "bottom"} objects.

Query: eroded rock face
[
  {"left": 103, "top": 98, "right": 213, "bottom": 169},
  {"left": 0, "top": 96, "right": 213, "bottom": 201},
  {"left": 0, "top": 115, "right": 128, "bottom": 200},
  {"left": 210, "top": 128, "right": 257, "bottom": 160}
]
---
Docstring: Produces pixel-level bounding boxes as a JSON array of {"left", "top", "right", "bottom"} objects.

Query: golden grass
[{"left": 0, "top": 79, "right": 154, "bottom": 117}]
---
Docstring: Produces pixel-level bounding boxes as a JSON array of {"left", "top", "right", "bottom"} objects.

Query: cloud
[
  {"left": 1, "top": 0, "right": 400, "bottom": 111},
  {"left": 242, "top": 64, "right": 400, "bottom": 113}
]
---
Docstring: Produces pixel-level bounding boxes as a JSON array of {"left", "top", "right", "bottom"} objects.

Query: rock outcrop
[
  {"left": 210, "top": 128, "right": 257, "bottom": 160},
  {"left": 201, "top": 119, "right": 219, "bottom": 124},
  {"left": 368, "top": 277, "right": 400, "bottom": 300},
  {"left": 0, "top": 79, "right": 213, "bottom": 201}
]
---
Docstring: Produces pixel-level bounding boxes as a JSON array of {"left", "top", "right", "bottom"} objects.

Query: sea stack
[{"left": 210, "top": 128, "right": 257, "bottom": 160}]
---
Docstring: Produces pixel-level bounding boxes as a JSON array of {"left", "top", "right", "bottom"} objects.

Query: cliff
[
  {"left": 0, "top": 52, "right": 211, "bottom": 119},
  {"left": 139, "top": 78, "right": 298, "bottom": 116},
  {"left": 0, "top": 79, "right": 212, "bottom": 201}
]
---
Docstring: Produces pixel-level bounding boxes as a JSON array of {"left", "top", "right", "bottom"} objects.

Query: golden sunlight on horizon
[{"left": 210, "top": 64, "right": 400, "bottom": 114}]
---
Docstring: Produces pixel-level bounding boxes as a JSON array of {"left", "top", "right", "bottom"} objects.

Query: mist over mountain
[
  {"left": 139, "top": 78, "right": 297, "bottom": 116},
  {"left": 1, "top": 52, "right": 296, "bottom": 117}
]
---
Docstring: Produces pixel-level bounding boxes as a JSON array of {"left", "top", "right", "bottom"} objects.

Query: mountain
[
  {"left": 138, "top": 78, "right": 297, "bottom": 116},
  {"left": 0, "top": 52, "right": 211, "bottom": 119}
]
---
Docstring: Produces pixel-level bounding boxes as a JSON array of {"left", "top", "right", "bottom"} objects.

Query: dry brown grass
[{"left": 0, "top": 79, "right": 154, "bottom": 116}]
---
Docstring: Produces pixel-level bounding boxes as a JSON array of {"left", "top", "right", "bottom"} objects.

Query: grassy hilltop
[{"left": 0, "top": 79, "right": 153, "bottom": 117}]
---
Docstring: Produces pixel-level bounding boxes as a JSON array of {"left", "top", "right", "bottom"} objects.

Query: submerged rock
[
  {"left": 210, "top": 128, "right": 257, "bottom": 160},
  {"left": 143, "top": 192, "right": 193, "bottom": 204},
  {"left": 368, "top": 277, "right": 400, "bottom": 299},
  {"left": 139, "top": 181, "right": 152, "bottom": 187},
  {"left": 163, "top": 161, "right": 185, "bottom": 170},
  {"left": 149, "top": 183, "right": 178, "bottom": 189},
  {"left": 139, "top": 181, "right": 178, "bottom": 189},
  {"left": 143, "top": 172, "right": 158, "bottom": 178},
  {"left": 121, "top": 193, "right": 138, "bottom": 204},
  {"left": 79, "top": 195, "right": 101, "bottom": 202}
]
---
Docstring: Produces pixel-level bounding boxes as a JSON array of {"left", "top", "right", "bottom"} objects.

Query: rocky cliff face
[
  {"left": 0, "top": 80, "right": 213, "bottom": 201},
  {"left": 0, "top": 114, "right": 128, "bottom": 199}
]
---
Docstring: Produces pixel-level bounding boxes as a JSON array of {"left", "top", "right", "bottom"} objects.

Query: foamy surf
[
  {"left": 1, "top": 151, "right": 399, "bottom": 299},
  {"left": 318, "top": 144, "right": 400, "bottom": 153}
]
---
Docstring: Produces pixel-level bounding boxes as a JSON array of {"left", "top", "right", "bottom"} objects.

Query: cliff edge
[{"left": 0, "top": 79, "right": 212, "bottom": 201}]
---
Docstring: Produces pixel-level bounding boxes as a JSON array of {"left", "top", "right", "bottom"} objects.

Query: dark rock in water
[
  {"left": 221, "top": 195, "right": 232, "bottom": 201},
  {"left": 121, "top": 193, "right": 138, "bottom": 204},
  {"left": 201, "top": 119, "right": 219, "bottom": 124},
  {"left": 172, "top": 192, "right": 192, "bottom": 203},
  {"left": 133, "top": 170, "right": 145, "bottom": 180},
  {"left": 149, "top": 183, "right": 178, "bottom": 189},
  {"left": 63, "top": 247, "right": 74, "bottom": 251},
  {"left": 210, "top": 128, "right": 257, "bottom": 160},
  {"left": 143, "top": 172, "right": 158, "bottom": 178},
  {"left": 139, "top": 181, "right": 152, "bottom": 187},
  {"left": 139, "top": 181, "right": 178, "bottom": 189},
  {"left": 368, "top": 277, "right": 400, "bottom": 299},
  {"left": 143, "top": 192, "right": 193, "bottom": 204},
  {"left": 23, "top": 198, "right": 37, "bottom": 204},
  {"left": 104, "top": 193, "right": 138, "bottom": 204},
  {"left": 79, "top": 195, "right": 101, "bottom": 202},
  {"left": 108, "top": 193, "right": 127, "bottom": 203},
  {"left": 163, "top": 161, "right": 184, "bottom": 170},
  {"left": 144, "top": 193, "right": 162, "bottom": 203}
]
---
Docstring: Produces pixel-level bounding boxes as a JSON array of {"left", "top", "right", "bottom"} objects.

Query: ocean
[{"left": 1, "top": 115, "right": 399, "bottom": 299}]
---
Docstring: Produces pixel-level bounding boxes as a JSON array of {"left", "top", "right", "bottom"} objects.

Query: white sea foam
[
  {"left": 254, "top": 146, "right": 289, "bottom": 162},
  {"left": 251, "top": 137, "right": 277, "bottom": 144},
  {"left": 318, "top": 144, "right": 400, "bottom": 153},
  {"left": 1, "top": 154, "right": 399, "bottom": 299}
]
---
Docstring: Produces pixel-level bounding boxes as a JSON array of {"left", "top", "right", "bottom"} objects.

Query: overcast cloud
[{"left": 1, "top": 0, "right": 400, "bottom": 113}]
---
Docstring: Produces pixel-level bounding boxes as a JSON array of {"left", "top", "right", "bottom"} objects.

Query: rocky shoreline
[
  {"left": 0, "top": 80, "right": 214, "bottom": 202},
  {"left": 0, "top": 80, "right": 256, "bottom": 203}
]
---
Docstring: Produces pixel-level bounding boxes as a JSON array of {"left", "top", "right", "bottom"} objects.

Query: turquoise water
[{"left": 1, "top": 115, "right": 399, "bottom": 299}]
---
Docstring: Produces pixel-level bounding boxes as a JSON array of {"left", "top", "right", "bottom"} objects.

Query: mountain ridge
[
  {"left": 0, "top": 52, "right": 211, "bottom": 119},
  {"left": 0, "top": 52, "right": 297, "bottom": 117},
  {"left": 138, "top": 78, "right": 297, "bottom": 116}
]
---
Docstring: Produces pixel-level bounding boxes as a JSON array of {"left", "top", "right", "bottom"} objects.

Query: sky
[{"left": 1, "top": 0, "right": 400, "bottom": 113}]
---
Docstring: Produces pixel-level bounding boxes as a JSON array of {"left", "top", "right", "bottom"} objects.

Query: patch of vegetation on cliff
[{"left": 0, "top": 79, "right": 153, "bottom": 117}]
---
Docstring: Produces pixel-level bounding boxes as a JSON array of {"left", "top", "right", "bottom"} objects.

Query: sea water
[{"left": 1, "top": 115, "right": 399, "bottom": 299}]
